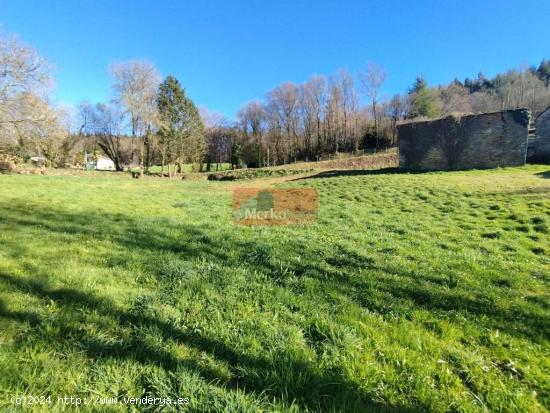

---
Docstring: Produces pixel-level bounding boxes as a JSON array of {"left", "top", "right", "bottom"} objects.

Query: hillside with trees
[
  {"left": 1, "top": 30, "right": 549, "bottom": 173},
  {"left": 226, "top": 61, "right": 550, "bottom": 167}
]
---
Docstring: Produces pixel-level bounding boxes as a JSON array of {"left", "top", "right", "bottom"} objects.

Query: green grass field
[{"left": 0, "top": 165, "right": 549, "bottom": 412}]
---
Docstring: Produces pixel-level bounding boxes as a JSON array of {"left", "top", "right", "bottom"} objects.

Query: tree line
[
  {"left": 0, "top": 32, "right": 206, "bottom": 173},
  {"left": 77, "top": 65, "right": 205, "bottom": 175},
  {"left": 226, "top": 61, "right": 550, "bottom": 167},
  {"left": 1, "top": 29, "right": 549, "bottom": 171}
]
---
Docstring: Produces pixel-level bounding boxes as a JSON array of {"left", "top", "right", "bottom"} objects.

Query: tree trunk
[{"left": 373, "top": 100, "right": 379, "bottom": 153}]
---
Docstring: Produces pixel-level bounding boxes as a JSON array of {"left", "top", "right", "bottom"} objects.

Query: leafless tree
[
  {"left": 299, "top": 75, "right": 327, "bottom": 159},
  {"left": 335, "top": 69, "right": 360, "bottom": 151},
  {"left": 386, "top": 94, "right": 408, "bottom": 145},
  {"left": 200, "top": 107, "right": 233, "bottom": 171},
  {"left": 469, "top": 92, "right": 499, "bottom": 114},
  {"left": 110, "top": 60, "right": 161, "bottom": 173},
  {"left": 205, "top": 126, "right": 234, "bottom": 171},
  {"left": 0, "top": 32, "right": 59, "bottom": 153},
  {"left": 325, "top": 81, "right": 343, "bottom": 153},
  {"left": 78, "top": 102, "right": 125, "bottom": 171},
  {"left": 266, "top": 82, "right": 299, "bottom": 163},
  {"left": 439, "top": 81, "right": 471, "bottom": 115},
  {"left": 238, "top": 100, "right": 266, "bottom": 166},
  {"left": 359, "top": 62, "right": 387, "bottom": 150}
]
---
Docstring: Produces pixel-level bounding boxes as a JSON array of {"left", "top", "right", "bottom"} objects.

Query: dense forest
[{"left": 1, "top": 30, "right": 549, "bottom": 171}]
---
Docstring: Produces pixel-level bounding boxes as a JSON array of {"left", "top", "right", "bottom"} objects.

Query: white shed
[
  {"left": 86, "top": 153, "right": 116, "bottom": 171},
  {"left": 96, "top": 156, "right": 116, "bottom": 171}
]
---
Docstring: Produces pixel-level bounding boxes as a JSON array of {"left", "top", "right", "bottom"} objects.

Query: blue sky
[{"left": 1, "top": 0, "right": 549, "bottom": 119}]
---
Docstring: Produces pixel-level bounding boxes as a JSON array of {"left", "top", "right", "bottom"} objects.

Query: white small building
[
  {"left": 96, "top": 156, "right": 116, "bottom": 170},
  {"left": 85, "top": 154, "right": 116, "bottom": 171}
]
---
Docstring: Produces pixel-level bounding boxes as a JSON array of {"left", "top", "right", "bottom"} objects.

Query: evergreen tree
[
  {"left": 157, "top": 75, "right": 183, "bottom": 175},
  {"left": 157, "top": 75, "right": 206, "bottom": 175},
  {"left": 230, "top": 142, "right": 243, "bottom": 169},
  {"left": 182, "top": 96, "right": 206, "bottom": 170},
  {"left": 537, "top": 59, "right": 550, "bottom": 87},
  {"left": 407, "top": 75, "right": 440, "bottom": 119},
  {"left": 408, "top": 75, "right": 428, "bottom": 94}
]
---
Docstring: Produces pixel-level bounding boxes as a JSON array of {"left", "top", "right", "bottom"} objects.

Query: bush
[
  {"left": 0, "top": 154, "right": 22, "bottom": 173},
  {"left": 207, "top": 167, "right": 314, "bottom": 181},
  {"left": 0, "top": 159, "right": 16, "bottom": 173}
]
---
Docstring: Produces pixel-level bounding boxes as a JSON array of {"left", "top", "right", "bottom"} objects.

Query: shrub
[
  {"left": 0, "top": 154, "right": 22, "bottom": 173},
  {"left": 207, "top": 167, "right": 314, "bottom": 181},
  {"left": 0, "top": 159, "right": 16, "bottom": 173}
]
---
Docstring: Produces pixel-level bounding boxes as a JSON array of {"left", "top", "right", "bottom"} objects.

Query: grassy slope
[{"left": 0, "top": 166, "right": 548, "bottom": 412}]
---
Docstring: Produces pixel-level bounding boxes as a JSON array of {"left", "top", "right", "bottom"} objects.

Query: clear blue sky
[{"left": 1, "top": 0, "right": 549, "bottom": 119}]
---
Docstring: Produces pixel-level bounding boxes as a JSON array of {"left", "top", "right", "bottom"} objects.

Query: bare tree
[
  {"left": 110, "top": 60, "right": 160, "bottom": 173},
  {"left": 439, "top": 81, "right": 471, "bottom": 115},
  {"left": 326, "top": 81, "right": 343, "bottom": 153},
  {"left": 78, "top": 102, "right": 125, "bottom": 171},
  {"left": 335, "top": 69, "right": 359, "bottom": 152},
  {"left": 237, "top": 100, "right": 266, "bottom": 166},
  {"left": 0, "top": 32, "right": 58, "bottom": 152},
  {"left": 359, "top": 62, "right": 387, "bottom": 150},
  {"left": 10, "top": 95, "right": 72, "bottom": 166},
  {"left": 387, "top": 94, "right": 408, "bottom": 145},
  {"left": 266, "top": 82, "right": 299, "bottom": 163},
  {"left": 299, "top": 75, "right": 326, "bottom": 159},
  {"left": 469, "top": 91, "right": 499, "bottom": 114},
  {"left": 204, "top": 119, "right": 234, "bottom": 171}
]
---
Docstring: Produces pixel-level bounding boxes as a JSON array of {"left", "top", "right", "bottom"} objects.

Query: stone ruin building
[{"left": 397, "top": 109, "right": 531, "bottom": 170}]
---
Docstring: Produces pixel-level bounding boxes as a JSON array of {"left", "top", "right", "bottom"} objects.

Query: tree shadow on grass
[
  {"left": 0, "top": 198, "right": 547, "bottom": 410},
  {"left": 535, "top": 170, "right": 550, "bottom": 179},
  {"left": 1, "top": 199, "right": 547, "bottom": 345},
  {"left": 289, "top": 167, "right": 449, "bottom": 181},
  {"left": 291, "top": 168, "right": 402, "bottom": 181},
  {"left": 0, "top": 201, "right": 423, "bottom": 411},
  {"left": 287, "top": 248, "right": 550, "bottom": 343},
  {"left": 0, "top": 297, "right": 41, "bottom": 326},
  {"left": 2, "top": 199, "right": 549, "bottom": 341},
  {"left": 0, "top": 271, "right": 416, "bottom": 412}
]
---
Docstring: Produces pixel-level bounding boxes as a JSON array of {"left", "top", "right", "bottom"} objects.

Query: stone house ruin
[
  {"left": 527, "top": 107, "right": 550, "bottom": 163},
  {"left": 397, "top": 109, "right": 530, "bottom": 171}
]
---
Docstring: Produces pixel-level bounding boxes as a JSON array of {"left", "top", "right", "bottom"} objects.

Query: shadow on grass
[
  {"left": 0, "top": 201, "right": 420, "bottom": 412},
  {"left": 0, "top": 267, "right": 420, "bottom": 412},
  {"left": 291, "top": 167, "right": 401, "bottom": 180},
  {"left": 0, "top": 297, "right": 41, "bottom": 326},
  {"left": 1, "top": 199, "right": 548, "bottom": 345},
  {"left": 535, "top": 170, "right": 550, "bottom": 179},
  {"left": 290, "top": 167, "right": 448, "bottom": 181},
  {"left": 0, "top": 199, "right": 548, "bottom": 410}
]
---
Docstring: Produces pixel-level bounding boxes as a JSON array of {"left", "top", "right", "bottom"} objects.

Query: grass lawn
[{"left": 0, "top": 165, "right": 549, "bottom": 412}]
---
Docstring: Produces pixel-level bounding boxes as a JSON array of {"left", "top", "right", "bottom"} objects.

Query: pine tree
[
  {"left": 230, "top": 142, "right": 243, "bottom": 169},
  {"left": 407, "top": 75, "right": 440, "bottom": 119},
  {"left": 537, "top": 59, "right": 550, "bottom": 87},
  {"left": 182, "top": 96, "right": 206, "bottom": 170},
  {"left": 157, "top": 75, "right": 206, "bottom": 176}
]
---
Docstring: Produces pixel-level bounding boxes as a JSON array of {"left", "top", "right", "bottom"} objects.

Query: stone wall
[
  {"left": 398, "top": 109, "right": 530, "bottom": 170},
  {"left": 528, "top": 107, "right": 550, "bottom": 163}
]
